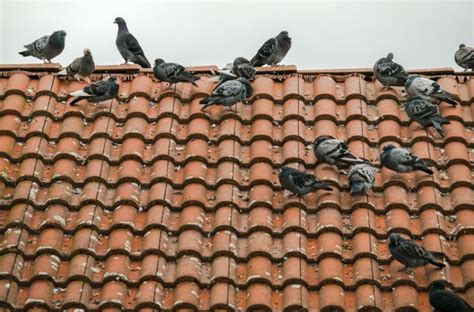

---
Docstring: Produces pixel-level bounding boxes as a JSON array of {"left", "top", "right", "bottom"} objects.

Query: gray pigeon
[
  {"left": 114, "top": 17, "right": 151, "bottom": 68},
  {"left": 429, "top": 281, "right": 473, "bottom": 312},
  {"left": 388, "top": 233, "right": 445, "bottom": 271},
  {"left": 69, "top": 77, "right": 119, "bottom": 106},
  {"left": 380, "top": 144, "right": 433, "bottom": 175},
  {"left": 19, "top": 30, "right": 66, "bottom": 62},
  {"left": 216, "top": 57, "right": 256, "bottom": 86},
  {"left": 279, "top": 166, "right": 332, "bottom": 196},
  {"left": 313, "top": 136, "right": 365, "bottom": 168},
  {"left": 250, "top": 31, "right": 292, "bottom": 67},
  {"left": 58, "top": 48, "right": 95, "bottom": 81},
  {"left": 153, "top": 58, "right": 199, "bottom": 87},
  {"left": 455, "top": 44, "right": 474, "bottom": 71},
  {"left": 404, "top": 96, "right": 450, "bottom": 137},
  {"left": 348, "top": 163, "right": 376, "bottom": 196},
  {"left": 200, "top": 77, "right": 252, "bottom": 111},
  {"left": 405, "top": 75, "right": 460, "bottom": 106},
  {"left": 373, "top": 52, "right": 408, "bottom": 88}
]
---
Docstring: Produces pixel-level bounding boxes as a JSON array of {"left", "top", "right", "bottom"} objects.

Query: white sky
[{"left": 0, "top": 0, "right": 473, "bottom": 70}]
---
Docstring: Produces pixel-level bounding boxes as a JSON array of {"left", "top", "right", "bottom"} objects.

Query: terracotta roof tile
[{"left": 0, "top": 65, "right": 473, "bottom": 311}]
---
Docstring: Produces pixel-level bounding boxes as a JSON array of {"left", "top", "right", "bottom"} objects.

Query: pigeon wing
[
  {"left": 163, "top": 63, "right": 184, "bottom": 78},
  {"left": 84, "top": 80, "right": 110, "bottom": 96},
  {"left": 256, "top": 37, "right": 277, "bottom": 60},
  {"left": 290, "top": 171, "right": 315, "bottom": 187},
  {"left": 213, "top": 80, "right": 242, "bottom": 97},
  {"left": 399, "top": 240, "right": 429, "bottom": 259}
]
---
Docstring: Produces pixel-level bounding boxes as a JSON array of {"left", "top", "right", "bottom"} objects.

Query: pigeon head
[
  {"left": 83, "top": 48, "right": 91, "bottom": 56},
  {"left": 386, "top": 53, "right": 394, "bottom": 60},
  {"left": 279, "top": 166, "right": 297, "bottom": 175},
  {"left": 154, "top": 58, "right": 165, "bottom": 65},
  {"left": 382, "top": 144, "right": 396, "bottom": 153},
  {"left": 107, "top": 76, "right": 118, "bottom": 83},
  {"left": 114, "top": 17, "right": 127, "bottom": 25},
  {"left": 459, "top": 43, "right": 466, "bottom": 49},
  {"left": 313, "top": 135, "right": 335, "bottom": 148},
  {"left": 51, "top": 30, "right": 67, "bottom": 40},
  {"left": 430, "top": 281, "right": 446, "bottom": 291},
  {"left": 277, "top": 31, "right": 291, "bottom": 41},
  {"left": 388, "top": 233, "right": 402, "bottom": 247},
  {"left": 233, "top": 57, "right": 250, "bottom": 65}
]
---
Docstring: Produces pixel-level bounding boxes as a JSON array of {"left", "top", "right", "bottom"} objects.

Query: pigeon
[
  {"left": 279, "top": 166, "right": 332, "bottom": 196},
  {"left": 250, "top": 31, "right": 292, "bottom": 67},
  {"left": 380, "top": 144, "right": 433, "bottom": 175},
  {"left": 19, "top": 30, "right": 66, "bottom": 62},
  {"left": 215, "top": 57, "right": 256, "bottom": 86},
  {"left": 455, "top": 44, "right": 474, "bottom": 71},
  {"left": 388, "top": 233, "right": 445, "bottom": 271},
  {"left": 405, "top": 75, "right": 460, "bottom": 106},
  {"left": 69, "top": 77, "right": 119, "bottom": 106},
  {"left": 429, "top": 281, "right": 473, "bottom": 312},
  {"left": 114, "top": 17, "right": 151, "bottom": 68},
  {"left": 58, "top": 48, "right": 95, "bottom": 82},
  {"left": 348, "top": 163, "right": 376, "bottom": 196},
  {"left": 373, "top": 52, "right": 409, "bottom": 89},
  {"left": 200, "top": 77, "right": 252, "bottom": 111},
  {"left": 232, "top": 57, "right": 256, "bottom": 80},
  {"left": 404, "top": 96, "right": 450, "bottom": 137},
  {"left": 153, "top": 58, "right": 199, "bottom": 87},
  {"left": 313, "top": 136, "right": 365, "bottom": 168}
]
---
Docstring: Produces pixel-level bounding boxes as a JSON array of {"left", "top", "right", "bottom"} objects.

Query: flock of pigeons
[{"left": 16, "top": 18, "right": 473, "bottom": 312}]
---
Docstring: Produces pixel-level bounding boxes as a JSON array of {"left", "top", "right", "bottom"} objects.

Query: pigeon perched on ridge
[
  {"left": 348, "top": 163, "right": 376, "bottom": 196},
  {"left": 58, "top": 48, "right": 95, "bottom": 82},
  {"left": 69, "top": 76, "right": 119, "bottom": 106},
  {"left": 279, "top": 166, "right": 332, "bottom": 196},
  {"left": 313, "top": 136, "right": 365, "bottom": 168},
  {"left": 404, "top": 96, "right": 450, "bottom": 137},
  {"left": 250, "top": 31, "right": 292, "bottom": 67},
  {"left": 380, "top": 144, "right": 433, "bottom": 175},
  {"left": 200, "top": 77, "right": 252, "bottom": 111},
  {"left": 405, "top": 75, "right": 460, "bottom": 106},
  {"left": 216, "top": 57, "right": 256, "bottom": 86},
  {"left": 455, "top": 44, "right": 474, "bottom": 71},
  {"left": 388, "top": 233, "right": 445, "bottom": 271},
  {"left": 373, "top": 52, "right": 408, "bottom": 89},
  {"left": 153, "top": 58, "right": 199, "bottom": 87},
  {"left": 429, "top": 281, "right": 473, "bottom": 312},
  {"left": 19, "top": 30, "right": 66, "bottom": 62},
  {"left": 114, "top": 17, "right": 151, "bottom": 68}
]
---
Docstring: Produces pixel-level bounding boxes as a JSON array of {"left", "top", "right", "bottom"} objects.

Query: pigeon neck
[{"left": 117, "top": 24, "right": 129, "bottom": 33}]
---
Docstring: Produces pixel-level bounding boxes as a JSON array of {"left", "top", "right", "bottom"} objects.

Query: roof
[{"left": 0, "top": 64, "right": 473, "bottom": 312}]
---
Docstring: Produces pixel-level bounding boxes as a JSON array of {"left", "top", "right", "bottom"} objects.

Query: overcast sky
[{"left": 0, "top": 0, "right": 473, "bottom": 70}]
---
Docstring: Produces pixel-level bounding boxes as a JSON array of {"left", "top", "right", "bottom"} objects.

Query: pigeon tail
[
  {"left": 57, "top": 68, "right": 68, "bottom": 76},
  {"left": 311, "top": 181, "right": 333, "bottom": 191},
  {"left": 200, "top": 96, "right": 219, "bottom": 109},
  {"left": 435, "top": 91, "right": 461, "bottom": 106},
  {"left": 136, "top": 56, "right": 151, "bottom": 68},
  {"left": 250, "top": 56, "right": 264, "bottom": 67},
  {"left": 414, "top": 163, "right": 434, "bottom": 175},
  {"left": 70, "top": 90, "right": 92, "bottom": 97},
  {"left": 69, "top": 97, "right": 85, "bottom": 106},
  {"left": 339, "top": 154, "right": 365, "bottom": 165},
  {"left": 426, "top": 256, "right": 445, "bottom": 268},
  {"left": 432, "top": 117, "right": 450, "bottom": 137}
]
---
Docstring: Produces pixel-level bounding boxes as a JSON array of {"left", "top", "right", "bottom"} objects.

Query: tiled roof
[{"left": 0, "top": 64, "right": 473, "bottom": 312}]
